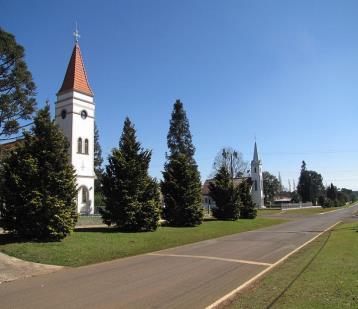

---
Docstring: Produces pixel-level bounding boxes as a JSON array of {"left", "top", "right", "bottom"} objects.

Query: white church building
[
  {"left": 251, "top": 142, "right": 265, "bottom": 208},
  {"left": 202, "top": 142, "right": 265, "bottom": 210},
  {"left": 55, "top": 37, "right": 95, "bottom": 214}
]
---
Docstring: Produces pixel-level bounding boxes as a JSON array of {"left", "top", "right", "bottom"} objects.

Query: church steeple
[
  {"left": 55, "top": 33, "right": 95, "bottom": 214},
  {"left": 251, "top": 141, "right": 264, "bottom": 208},
  {"left": 58, "top": 43, "right": 93, "bottom": 96},
  {"left": 253, "top": 141, "right": 259, "bottom": 162}
]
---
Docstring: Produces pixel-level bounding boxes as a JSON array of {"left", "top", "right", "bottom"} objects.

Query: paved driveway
[{"left": 0, "top": 205, "right": 357, "bottom": 309}]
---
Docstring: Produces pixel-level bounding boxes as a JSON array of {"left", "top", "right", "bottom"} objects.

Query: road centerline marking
[
  {"left": 205, "top": 220, "right": 342, "bottom": 309},
  {"left": 146, "top": 253, "right": 272, "bottom": 267}
]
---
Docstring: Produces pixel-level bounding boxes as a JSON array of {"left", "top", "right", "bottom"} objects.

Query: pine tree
[
  {"left": 100, "top": 117, "right": 160, "bottom": 231},
  {"left": 161, "top": 99, "right": 203, "bottom": 226},
  {"left": 326, "top": 183, "right": 337, "bottom": 201},
  {"left": 167, "top": 100, "right": 195, "bottom": 158},
  {"left": 0, "top": 28, "right": 37, "bottom": 139},
  {"left": 94, "top": 123, "right": 104, "bottom": 189},
  {"left": 0, "top": 106, "right": 77, "bottom": 240},
  {"left": 297, "top": 161, "right": 324, "bottom": 203},
  {"left": 239, "top": 179, "right": 257, "bottom": 219},
  {"left": 161, "top": 153, "right": 203, "bottom": 226},
  {"left": 297, "top": 161, "right": 310, "bottom": 202},
  {"left": 209, "top": 166, "right": 240, "bottom": 220},
  {"left": 94, "top": 123, "right": 104, "bottom": 210}
]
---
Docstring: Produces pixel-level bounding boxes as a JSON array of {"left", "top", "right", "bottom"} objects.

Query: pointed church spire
[
  {"left": 253, "top": 141, "right": 259, "bottom": 161},
  {"left": 58, "top": 41, "right": 93, "bottom": 96}
]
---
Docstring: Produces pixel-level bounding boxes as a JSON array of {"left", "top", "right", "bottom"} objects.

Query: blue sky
[{"left": 2, "top": 0, "right": 358, "bottom": 190}]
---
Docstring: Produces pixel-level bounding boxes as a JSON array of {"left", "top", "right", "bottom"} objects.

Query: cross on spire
[{"left": 73, "top": 22, "right": 80, "bottom": 43}]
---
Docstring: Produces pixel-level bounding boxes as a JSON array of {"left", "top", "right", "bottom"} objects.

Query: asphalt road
[{"left": 0, "top": 205, "right": 357, "bottom": 309}]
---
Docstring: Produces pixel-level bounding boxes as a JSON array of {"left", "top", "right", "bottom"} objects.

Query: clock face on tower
[{"left": 81, "top": 110, "right": 87, "bottom": 119}]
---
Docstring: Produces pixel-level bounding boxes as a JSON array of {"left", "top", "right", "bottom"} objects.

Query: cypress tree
[
  {"left": 94, "top": 122, "right": 104, "bottom": 192},
  {"left": 100, "top": 117, "right": 160, "bottom": 231},
  {"left": 0, "top": 106, "right": 77, "bottom": 240},
  {"left": 161, "top": 100, "right": 203, "bottom": 226},
  {"left": 239, "top": 179, "right": 257, "bottom": 219},
  {"left": 209, "top": 166, "right": 240, "bottom": 220},
  {"left": 297, "top": 161, "right": 324, "bottom": 203},
  {"left": 94, "top": 123, "right": 104, "bottom": 210}
]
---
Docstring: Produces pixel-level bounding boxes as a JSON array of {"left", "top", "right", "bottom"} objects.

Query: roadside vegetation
[
  {"left": 228, "top": 222, "right": 358, "bottom": 308},
  {"left": 0, "top": 218, "right": 285, "bottom": 267}
]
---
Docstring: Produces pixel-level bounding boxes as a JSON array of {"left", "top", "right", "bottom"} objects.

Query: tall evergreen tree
[
  {"left": 161, "top": 99, "right": 203, "bottom": 226},
  {"left": 326, "top": 183, "right": 338, "bottom": 201},
  {"left": 0, "top": 106, "right": 77, "bottom": 240},
  {"left": 297, "top": 161, "right": 324, "bottom": 203},
  {"left": 100, "top": 117, "right": 160, "bottom": 231},
  {"left": 239, "top": 179, "right": 257, "bottom": 219},
  {"left": 297, "top": 161, "right": 310, "bottom": 202},
  {"left": 0, "top": 28, "right": 36, "bottom": 139},
  {"left": 166, "top": 100, "right": 195, "bottom": 158},
  {"left": 209, "top": 166, "right": 240, "bottom": 220},
  {"left": 94, "top": 123, "right": 104, "bottom": 192}
]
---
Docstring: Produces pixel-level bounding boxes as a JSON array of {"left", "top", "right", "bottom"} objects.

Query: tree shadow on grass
[
  {"left": 0, "top": 233, "right": 28, "bottom": 245},
  {"left": 74, "top": 226, "right": 121, "bottom": 233},
  {"left": 74, "top": 226, "right": 159, "bottom": 233},
  {"left": 203, "top": 217, "right": 218, "bottom": 222},
  {"left": 159, "top": 218, "right": 218, "bottom": 228}
]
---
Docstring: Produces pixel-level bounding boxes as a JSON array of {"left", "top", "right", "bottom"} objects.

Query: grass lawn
[
  {"left": 257, "top": 209, "right": 282, "bottom": 215},
  {"left": 228, "top": 222, "right": 358, "bottom": 309},
  {"left": 0, "top": 218, "right": 285, "bottom": 267}
]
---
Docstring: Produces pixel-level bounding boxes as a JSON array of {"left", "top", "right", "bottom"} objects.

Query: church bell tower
[
  {"left": 55, "top": 30, "right": 95, "bottom": 214},
  {"left": 251, "top": 142, "right": 264, "bottom": 208}
]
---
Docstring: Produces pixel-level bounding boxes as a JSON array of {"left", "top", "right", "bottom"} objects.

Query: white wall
[
  {"left": 55, "top": 91, "right": 95, "bottom": 214},
  {"left": 251, "top": 161, "right": 265, "bottom": 208}
]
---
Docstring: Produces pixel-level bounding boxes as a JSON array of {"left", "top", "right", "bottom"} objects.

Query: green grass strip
[{"left": 228, "top": 222, "right": 358, "bottom": 309}]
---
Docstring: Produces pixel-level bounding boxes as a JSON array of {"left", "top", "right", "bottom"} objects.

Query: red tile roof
[
  {"left": 0, "top": 139, "right": 24, "bottom": 160},
  {"left": 58, "top": 43, "right": 93, "bottom": 96}
]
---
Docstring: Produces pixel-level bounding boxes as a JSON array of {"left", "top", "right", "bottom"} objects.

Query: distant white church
[
  {"left": 55, "top": 36, "right": 95, "bottom": 214},
  {"left": 251, "top": 142, "right": 264, "bottom": 208},
  {"left": 202, "top": 142, "right": 265, "bottom": 210}
]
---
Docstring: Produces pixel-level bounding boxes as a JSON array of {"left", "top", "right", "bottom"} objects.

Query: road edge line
[{"left": 205, "top": 220, "right": 341, "bottom": 309}]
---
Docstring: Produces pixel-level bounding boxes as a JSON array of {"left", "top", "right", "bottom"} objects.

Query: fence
[{"left": 280, "top": 202, "right": 315, "bottom": 210}]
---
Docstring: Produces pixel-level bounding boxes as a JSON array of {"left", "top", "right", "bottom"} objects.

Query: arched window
[
  {"left": 255, "top": 180, "right": 258, "bottom": 191},
  {"left": 82, "top": 186, "right": 88, "bottom": 204},
  {"left": 84, "top": 139, "right": 89, "bottom": 154},
  {"left": 254, "top": 167, "right": 257, "bottom": 173},
  {"left": 77, "top": 138, "right": 82, "bottom": 153}
]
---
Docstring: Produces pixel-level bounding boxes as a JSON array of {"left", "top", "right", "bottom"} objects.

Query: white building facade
[
  {"left": 251, "top": 142, "right": 265, "bottom": 208},
  {"left": 55, "top": 42, "right": 95, "bottom": 214}
]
